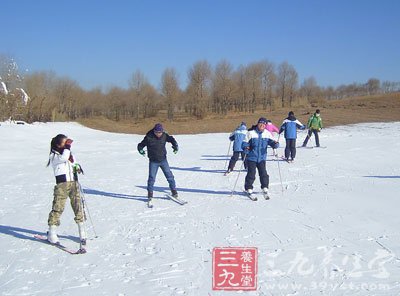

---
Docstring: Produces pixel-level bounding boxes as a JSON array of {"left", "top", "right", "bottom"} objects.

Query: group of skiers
[
  {"left": 44, "top": 109, "right": 322, "bottom": 244},
  {"left": 225, "top": 109, "right": 323, "bottom": 198}
]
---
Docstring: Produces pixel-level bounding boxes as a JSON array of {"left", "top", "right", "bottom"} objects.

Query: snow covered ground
[{"left": 0, "top": 121, "right": 399, "bottom": 295}]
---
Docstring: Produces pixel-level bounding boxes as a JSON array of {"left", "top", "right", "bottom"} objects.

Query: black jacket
[{"left": 137, "top": 129, "right": 178, "bottom": 162}]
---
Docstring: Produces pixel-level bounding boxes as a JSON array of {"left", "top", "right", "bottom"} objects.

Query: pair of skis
[
  {"left": 147, "top": 194, "right": 188, "bottom": 208},
  {"left": 297, "top": 145, "right": 327, "bottom": 149},
  {"left": 33, "top": 234, "right": 87, "bottom": 255},
  {"left": 244, "top": 191, "right": 270, "bottom": 201}
]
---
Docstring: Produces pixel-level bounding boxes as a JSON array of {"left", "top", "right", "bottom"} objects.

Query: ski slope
[{"left": 0, "top": 121, "right": 399, "bottom": 295}]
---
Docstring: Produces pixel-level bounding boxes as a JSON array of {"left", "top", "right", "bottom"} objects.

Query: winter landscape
[{"left": 0, "top": 121, "right": 399, "bottom": 295}]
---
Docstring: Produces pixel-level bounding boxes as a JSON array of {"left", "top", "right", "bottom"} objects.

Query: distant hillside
[{"left": 78, "top": 93, "right": 400, "bottom": 135}]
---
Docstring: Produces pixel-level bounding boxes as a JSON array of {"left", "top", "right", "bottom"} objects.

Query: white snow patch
[
  {"left": 0, "top": 81, "right": 8, "bottom": 95},
  {"left": 16, "top": 87, "right": 30, "bottom": 104}
]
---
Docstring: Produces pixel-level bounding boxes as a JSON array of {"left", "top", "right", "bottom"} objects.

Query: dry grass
[{"left": 77, "top": 93, "right": 400, "bottom": 135}]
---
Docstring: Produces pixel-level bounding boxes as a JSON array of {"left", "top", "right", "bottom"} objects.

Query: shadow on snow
[
  {"left": 83, "top": 188, "right": 169, "bottom": 202},
  {"left": 170, "top": 166, "right": 225, "bottom": 174},
  {"left": 362, "top": 175, "right": 400, "bottom": 179},
  {"left": 0, "top": 224, "right": 80, "bottom": 244},
  {"left": 136, "top": 185, "right": 233, "bottom": 196}
]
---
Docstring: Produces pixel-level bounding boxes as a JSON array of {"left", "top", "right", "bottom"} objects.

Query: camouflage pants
[{"left": 48, "top": 181, "right": 84, "bottom": 226}]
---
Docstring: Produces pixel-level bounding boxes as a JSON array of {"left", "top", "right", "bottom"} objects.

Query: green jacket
[{"left": 307, "top": 114, "right": 323, "bottom": 130}]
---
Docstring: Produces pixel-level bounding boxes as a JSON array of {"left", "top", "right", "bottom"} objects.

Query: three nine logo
[{"left": 212, "top": 247, "right": 258, "bottom": 291}]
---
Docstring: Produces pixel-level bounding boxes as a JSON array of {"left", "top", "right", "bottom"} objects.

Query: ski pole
[
  {"left": 231, "top": 153, "right": 247, "bottom": 196},
  {"left": 224, "top": 141, "right": 232, "bottom": 171},
  {"left": 78, "top": 181, "right": 98, "bottom": 238},
  {"left": 274, "top": 134, "right": 281, "bottom": 157},
  {"left": 276, "top": 153, "right": 284, "bottom": 194},
  {"left": 73, "top": 166, "right": 90, "bottom": 249}
]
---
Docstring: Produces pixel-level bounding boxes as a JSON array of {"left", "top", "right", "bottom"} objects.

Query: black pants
[
  {"left": 303, "top": 129, "right": 320, "bottom": 147},
  {"left": 228, "top": 151, "right": 246, "bottom": 171},
  {"left": 285, "top": 139, "right": 297, "bottom": 160},
  {"left": 244, "top": 160, "right": 269, "bottom": 190}
]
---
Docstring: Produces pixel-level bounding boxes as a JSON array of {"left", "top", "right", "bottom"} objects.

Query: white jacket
[{"left": 49, "top": 149, "right": 75, "bottom": 182}]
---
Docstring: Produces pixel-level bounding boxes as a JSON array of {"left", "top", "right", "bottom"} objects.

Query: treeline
[{"left": 1, "top": 54, "right": 399, "bottom": 123}]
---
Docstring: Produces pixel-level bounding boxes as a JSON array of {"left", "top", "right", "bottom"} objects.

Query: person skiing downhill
[
  {"left": 249, "top": 120, "right": 279, "bottom": 135},
  {"left": 265, "top": 120, "right": 280, "bottom": 134},
  {"left": 46, "top": 134, "right": 86, "bottom": 244},
  {"left": 302, "top": 109, "right": 323, "bottom": 147},
  {"left": 242, "top": 117, "right": 279, "bottom": 200},
  {"left": 279, "top": 111, "right": 305, "bottom": 162},
  {"left": 225, "top": 122, "right": 247, "bottom": 175},
  {"left": 265, "top": 120, "right": 280, "bottom": 156},
  {"left": 137, "top": 123, "right": 179, "bottom": 205}
]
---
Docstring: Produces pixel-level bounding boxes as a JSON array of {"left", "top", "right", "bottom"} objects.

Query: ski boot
[
  {"left": 262, "top": 187, "right": 270, "bottom": 200},
  {"left": 246, "top": 189, "right": 257, "bottom": 201},
  {"left": 47, "top": 225, "right": 59, "bottom": 244},
  {"left": 147, "top": 191, "right": 153, "bottom": 208},
  {"left": 171, "top": 189, "right": 178, "bottom": 198},
  {"left": 78, "top": 222, "right": 87, "bottom": 245}
]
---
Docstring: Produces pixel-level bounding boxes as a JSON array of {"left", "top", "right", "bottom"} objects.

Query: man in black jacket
[{"left": 137, "top": 123, "right": 179, "bottom": 201}]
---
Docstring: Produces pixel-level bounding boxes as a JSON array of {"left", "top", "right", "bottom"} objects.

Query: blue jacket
[
  {"left": 229, "top": 124, "right": 247, "bottom": 152},
  {"left": 279, "top": 116, "right": 305, "bottom": 139},
  {"left": 242, "top": 128, "right": 279, "bottom": 163}
]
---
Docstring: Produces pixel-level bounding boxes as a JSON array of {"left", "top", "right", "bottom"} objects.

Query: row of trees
[{"left": 1, "top": 54, "right": 399, "bottom": 123}]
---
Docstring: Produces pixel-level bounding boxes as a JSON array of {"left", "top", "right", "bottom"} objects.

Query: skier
[
  {"left": 265, "top": 120, "right": 280, "bottom": 156},
  {"left": 137, "top": 123, "right": 179, "bottom": 205},
  {"left": 279, "top": 111, "right": 305, "bottom": 162},
  {"left": 249, "top": 119, "right": 279, "bottom": 135},
  {"left": 225, "top": 122, "right": 247, "bottom": 175},
  {"left": 242, "top": 117, "right": 279, "bottom": 200},
  {"left": 46, "top": 134, "right": 86, "bottom": 244},
  {"left": 265, "top": 120, "right": 280, "bottom": 135},
  {"left": 302, "top": 109, "right": 323, "bottom": 147}
]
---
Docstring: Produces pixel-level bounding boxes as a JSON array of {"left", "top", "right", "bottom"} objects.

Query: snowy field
[{"left": 0, "top": 121, "right": 400, "bottom": 296}]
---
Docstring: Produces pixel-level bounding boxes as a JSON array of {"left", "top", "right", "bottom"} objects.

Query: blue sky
[{"left": 1, "top": 0, "right": 399, "bottom": 90}]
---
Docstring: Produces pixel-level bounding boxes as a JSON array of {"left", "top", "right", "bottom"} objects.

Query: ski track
[{"left": 0, "top": 122, "right": 400, "bottom": 295}]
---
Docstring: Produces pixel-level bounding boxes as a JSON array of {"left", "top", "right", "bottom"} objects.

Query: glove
[
  {"left": 173, "top": 147, "right": 178, "bottom": 154},
  {"left": 139, "top": 149, "right": 145, "bottom": 156},
  {"left": 64, "top": 138, "right": 73, "bottom": 150},
  {"left": 318, "top": 128, "right": 321, "bottom": 132},
  {"left": 73, "top": 163, "right": 83, "bottom": 174},
  {"left": 243, "top": 146, "right": 250, "bottom": 154}
]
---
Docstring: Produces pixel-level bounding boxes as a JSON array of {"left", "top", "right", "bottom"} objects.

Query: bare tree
[
  {"left": 161, "top": 68, "right": 180, "bottom": 121},
  {"left": 129, "top": 70, "right": 148, "bottom": 120},
  {"left": 186, "top": 60, "right": 211, "bottom": 119},
  {"left": 277, "top": 61, "right": 298, "bottom": 107},
  {"left": 233, "top": 65, "right": 249, "bottom": 112},
  {"left": 245, "top": 62, "right": 264, "bottom": 113},
  {"left": 23, "top": 71, "right": 57, "bottom": 122},
  {"left": 260, "top": 60, "right": 276, "bottom": 110},
  {"left": 300, "top": 77, "right": 319, "bottom": 101},
  {"left": 366, "top": 78, "right": 380, "bottom": 95},
  {"left": 212, "top": 60, "right": 235, "bottom": 115},
  {"left": 53, "top": 77, "right": 81, "bottom": 120},
  {"left": 141, "top": 83, "right": 159, "bottom": 119}
]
